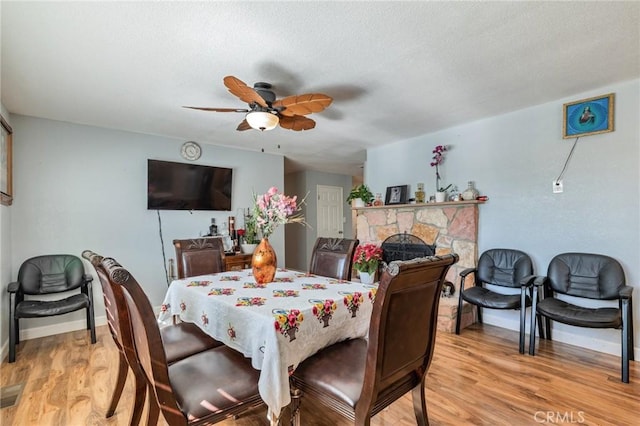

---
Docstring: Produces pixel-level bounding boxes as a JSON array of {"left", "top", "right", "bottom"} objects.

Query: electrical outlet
[{"left": 553, "top": 180, "right": 563, "bottom": 193}]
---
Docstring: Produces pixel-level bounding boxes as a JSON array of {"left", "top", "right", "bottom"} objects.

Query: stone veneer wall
[{"left": 352, "top": 200, "right": 484, "bottom": 332}]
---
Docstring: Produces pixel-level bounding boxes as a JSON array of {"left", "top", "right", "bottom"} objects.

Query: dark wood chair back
[
  {"left": 361, "top": 254, "right": 457, "bottom": 418},
  {"left": 82, "top": 250, "right": 148, "bottom": 423},
  {"left": 98, "top": 256, "right": 188, "bottom": 424},
  {"left": 308, "top": 237, "right": 359, "bottom": 280},
  {"left": 291, "top": 254, "right": 458, "bottom": 424},
  {"left": 173, "top": 237, "right": 226, "bottom": 278},
  {"left": 82, "top": 249, "right": 223, "bottom": 423},
  {"left": 100, "top": 253, "right": 262, "bottom": 424},
  {"left": 82, "top": 251, "right": 127, "bottom": 353}
]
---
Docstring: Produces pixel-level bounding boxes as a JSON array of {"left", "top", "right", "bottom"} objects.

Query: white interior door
[{"left": 316, "top": 185, "right": 344, "bottom": 238}]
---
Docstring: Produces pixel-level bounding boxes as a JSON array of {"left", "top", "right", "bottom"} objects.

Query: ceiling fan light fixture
[{"left": 246, "top": 111, "right": 279, "bottom": 131}]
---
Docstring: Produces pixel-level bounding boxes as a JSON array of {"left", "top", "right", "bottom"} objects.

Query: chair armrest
[
  {"left": 530, "top": 276, "right": 546, "bottom": 287},
  {"left": 459, "top": 267, "right": 476, "bottom": 278},
  {"left": 83, "top": 274, "right": 94, "bottom": 284},
  {"left": 7, "top": 281, "right": 20, "bottom": 293},
  {"left": 519, "top": 275, "right": 537, "bottom": 288},
  {"left": 619, "top": 285, "right": 633, "bottom": 299}
]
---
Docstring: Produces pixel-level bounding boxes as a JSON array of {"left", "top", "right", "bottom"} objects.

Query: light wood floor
[{"left": 1, "top": 324, "right": 638, "bottom": 425}]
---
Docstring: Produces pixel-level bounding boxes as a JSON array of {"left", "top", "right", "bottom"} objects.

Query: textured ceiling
[{"left": 2, "top": 1, "right": 639, "bottom": 176}]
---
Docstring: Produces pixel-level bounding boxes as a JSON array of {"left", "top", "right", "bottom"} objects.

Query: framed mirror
[{"left": 1, "top": 114, "right": 13, "bottom": 206}]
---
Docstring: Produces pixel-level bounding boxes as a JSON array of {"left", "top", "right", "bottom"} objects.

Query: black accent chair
[
  {"left": 290, "top": 254, "right": 458, "bottom": 425},
  {"left": 308, "top": 237, "right": 359, "bottom": 280},
  {"left": 456, "top": 248, "right": 539, "bottom": 354},
  {"left": 529, "top": 252, "right": 634, "bottom": 383},
  {"left": 8, "top": 254, "right": 96, "bottom": 363}
]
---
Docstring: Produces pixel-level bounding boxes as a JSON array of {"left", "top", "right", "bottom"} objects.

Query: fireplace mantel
[
  {"left": 351, "top": 199, "right": 484, "bottom": 212},
  {"left": 351, "top": 200, "right": 486, "bottom": 332}
]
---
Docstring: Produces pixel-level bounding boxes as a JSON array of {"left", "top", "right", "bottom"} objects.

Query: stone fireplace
[{"left": 352, "top": 200, "right": 485, "bottom": 332}]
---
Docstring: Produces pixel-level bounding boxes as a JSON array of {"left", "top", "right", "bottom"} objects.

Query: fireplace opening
[{"left": 381, "top": 232, "right": 436, "bottom": 263}]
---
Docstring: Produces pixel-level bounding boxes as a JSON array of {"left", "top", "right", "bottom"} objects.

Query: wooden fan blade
[
  {"left": 279, "top": 115, "right": 316, "bottom": 131},
  {"left": 273, "top": 93, "right": 332, "bottom": 117},
  {"left": 223, "top": 76, "right": 268, "bottom": 108},
  {"left": 236, "top": 119, "right": 252, "bottom": 131},
  {"left": 183, "top": 106, "right": 249, "bottom": 112}
]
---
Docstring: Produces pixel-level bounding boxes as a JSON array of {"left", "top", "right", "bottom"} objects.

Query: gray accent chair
[
  {"left": 8, "top": 254, "right": 96, "bottom": 362},
  {"left": 456, "top": 248, "right": 539, "bottom": 354},
  {"left": 529, "top": 252, "right": 634, "bottom": 383}
]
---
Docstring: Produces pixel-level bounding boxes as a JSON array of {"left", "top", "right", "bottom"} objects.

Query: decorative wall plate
[{"left": 180, "top": 141, "right": 201, "bottom": 160}]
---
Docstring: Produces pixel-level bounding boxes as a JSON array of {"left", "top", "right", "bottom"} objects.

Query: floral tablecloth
[{"left": 158, "top": 268, "right": 377, "bottom": 421}]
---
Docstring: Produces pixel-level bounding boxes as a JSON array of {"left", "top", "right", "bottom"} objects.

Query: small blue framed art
[{"left": 562, "top": 93, "right": 614, "bottom": 139}]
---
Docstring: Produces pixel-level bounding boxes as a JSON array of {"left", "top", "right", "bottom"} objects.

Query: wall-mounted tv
[{"left": 147, "top": 159, "right": 233, "bottom": 211}]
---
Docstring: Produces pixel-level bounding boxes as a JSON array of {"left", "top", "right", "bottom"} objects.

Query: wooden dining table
[{"left": 157, "top": 267, "right": 377, "bottom": 423}]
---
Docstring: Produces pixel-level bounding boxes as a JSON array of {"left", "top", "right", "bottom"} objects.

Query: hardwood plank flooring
[{"left": 1, "top": 324, "right": 637, "bottom": 425}]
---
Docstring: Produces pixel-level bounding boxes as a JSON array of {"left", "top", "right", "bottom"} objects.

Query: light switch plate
[{"left": 553, "top": 180, "right": 563, "bottom": 193}]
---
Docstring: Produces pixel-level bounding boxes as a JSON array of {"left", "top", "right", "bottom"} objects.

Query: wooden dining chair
[
  {"left": 173, "top": 237, "right": 226, "bottom": 278},
  {"left": 308, "top": 237, "right": 359, "bottom": 280},
  {"left": 97, "top": 252, "right": 264, "bottom": 425},
  {"left": 290, "top": 253, "right": 459, "bottom": 426},
  {"left": 82, "top": 250, "right": 223, "bottom": 424}
]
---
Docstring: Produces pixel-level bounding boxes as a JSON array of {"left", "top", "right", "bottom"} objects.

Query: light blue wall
[
  {"left": 367, "top": 79, "right": 640, "bottom": 356},
  {"left": 6, "top": 115, "right": 284, "bottom": 340},
  {"left": 284, "top": 172, "right": 308, "bottom": 270},
  {"left": 285, "top": 170, "right": 354, "bottom": 271}
]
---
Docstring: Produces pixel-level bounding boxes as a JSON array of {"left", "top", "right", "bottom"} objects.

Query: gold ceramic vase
[{"left": 252, "top": 238, "right": 277, "bottom": 284}]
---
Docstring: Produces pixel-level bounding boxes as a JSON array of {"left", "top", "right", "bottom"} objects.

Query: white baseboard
[
  {"left": 1, "top": 306, "right": 165, "bottom": 362},
  {"left": 482, "top": 312, "right": 639, "bottom": 360},
  {"left": 1, "top": 314, "right": 108, "bottom": 363},
  {"left": 3, "top": 309, "right": 637, "bottom": 364}
]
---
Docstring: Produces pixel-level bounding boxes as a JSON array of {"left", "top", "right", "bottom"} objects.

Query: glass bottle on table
[{"left": 373, "top": 193, "right": 384, "bottom": 206}]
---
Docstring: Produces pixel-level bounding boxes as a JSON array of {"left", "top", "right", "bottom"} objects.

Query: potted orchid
[
  {"left": 352, "top": 243, "right": 383, "bottom": 284},
  {"left": 431, "top": 145, "right": 452, "bottom": 201}
]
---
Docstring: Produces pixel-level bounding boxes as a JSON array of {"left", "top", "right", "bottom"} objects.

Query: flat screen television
[{"left": 147, "top": 159, "right": 233, "bottom": 211}]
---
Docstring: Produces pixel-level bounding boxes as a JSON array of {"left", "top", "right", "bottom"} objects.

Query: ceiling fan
[{"left": 183, "top": 76, "right": 333, "bottom": 132}]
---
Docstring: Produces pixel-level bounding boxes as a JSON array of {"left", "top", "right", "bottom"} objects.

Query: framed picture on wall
[
  {"left": 0, "top": 114, "right": 12, "bottom": 206},
  {"left": 385, "top": 185, "right": 408, "bottom": 205},
  {"left": 562, "top": 93, "right": 614, "bottom": 139}
]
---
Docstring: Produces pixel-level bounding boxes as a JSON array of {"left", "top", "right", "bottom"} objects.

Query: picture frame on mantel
[
  {"left": 0, "top": 114, "right": 13, "bottom": 206},
  {"left": 385, "top": 185, "right": 408, "bottom": 205},
  {"left": 562, "top": 93, "right": 614, "bottom": 139}
]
